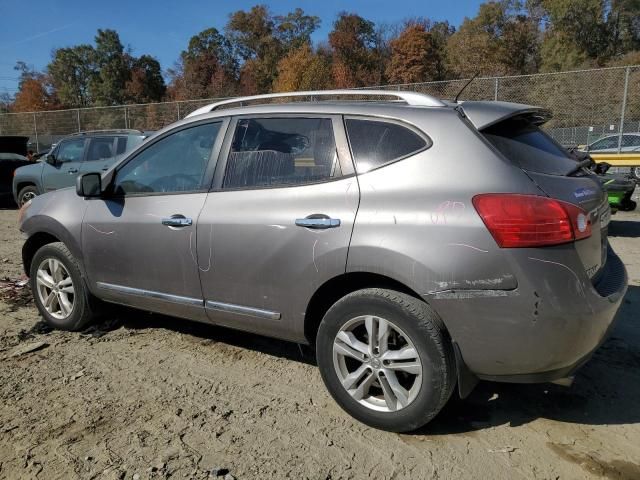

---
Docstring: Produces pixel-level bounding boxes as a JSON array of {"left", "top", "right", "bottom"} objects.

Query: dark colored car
[{"left": 0, "top": 136, "right": 32, "bottom": 206}]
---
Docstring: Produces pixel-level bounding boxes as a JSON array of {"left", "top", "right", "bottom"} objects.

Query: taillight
[{"left": 472, "top": 194, "right": 592, "bottom": 248}]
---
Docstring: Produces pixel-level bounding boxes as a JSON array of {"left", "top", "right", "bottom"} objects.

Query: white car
[{"left": 584, "top": 133, "right": 640, "bottom": 179}]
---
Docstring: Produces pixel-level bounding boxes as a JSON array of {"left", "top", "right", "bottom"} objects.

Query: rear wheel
[
  {"left": 316, "top": 288, "right": 455, "bottom": 432},
  {"left": 619, "top": 199, "right": 637, "bottom": 211},
  {"left": 30, "top": 242, "right": 98, "bottom": 331},
  {"left": 18, "top": 185, "right": 38, "bottom": 206},
  {"left": 632, "top": 166, "right": 640, "bottom": 181}
]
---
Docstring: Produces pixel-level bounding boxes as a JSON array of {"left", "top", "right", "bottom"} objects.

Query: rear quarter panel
[{"left": 347, "top": 108, "right": 542, "bottom": 295}]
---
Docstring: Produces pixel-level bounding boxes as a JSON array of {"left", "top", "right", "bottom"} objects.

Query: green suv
[{"left": 12, "top": 129, "right": 148, "bottom": 206}]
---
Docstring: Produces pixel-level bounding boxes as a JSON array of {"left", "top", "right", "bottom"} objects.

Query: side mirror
[
  {"left": 76, "top": 172, "right": 102, "bottom": 198},
  {"left": 45, "top": 154, "right": 57, "bottom": 165}
]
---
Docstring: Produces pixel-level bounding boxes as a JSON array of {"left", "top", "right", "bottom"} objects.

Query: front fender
[
  {"left": 20, "top": 189, "right": 88, "bottom": 282},
  {"left": 12, "top": 163, "right": 44, "bottom": 202}
]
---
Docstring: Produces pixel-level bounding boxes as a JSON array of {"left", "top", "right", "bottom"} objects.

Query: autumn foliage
[{"left": 7, "top": 0, "right": 640, "bottom": 112}]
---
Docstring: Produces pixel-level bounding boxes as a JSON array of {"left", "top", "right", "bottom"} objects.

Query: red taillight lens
[{"left": 472, "top": 194, "right": 592, "bottom": 248}]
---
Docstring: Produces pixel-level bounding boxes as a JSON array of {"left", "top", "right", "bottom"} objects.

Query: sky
[{"left": 0, "top": 0, "right": 485, "bottom": 96}]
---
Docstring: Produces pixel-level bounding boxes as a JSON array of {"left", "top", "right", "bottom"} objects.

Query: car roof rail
[
  {"left": 185, "top": 89, "right": 446, "bottom": 118},
  {"left": 67, "top": 129, "right": 145, "bottom": 137}
]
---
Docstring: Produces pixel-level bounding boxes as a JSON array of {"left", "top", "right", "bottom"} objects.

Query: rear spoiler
[{"left": 458, "top": 101, "right": 551, "bottom": 130}]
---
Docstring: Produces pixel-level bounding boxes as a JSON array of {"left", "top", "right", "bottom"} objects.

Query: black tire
[
  {"left": 632, "top": 166, "right": 640, "bottom": 181},
  {"left": 316, "top": 288, "right": 456, "bottom": 432},
  {"left": 619, "top": 199, "right": 637, "bottom": 211},
  {"left": 18, "top": 185, "right": 38, "bottom": 206},
  {"left": 30, "top": 242, "right": 98, "bottom": 331}
]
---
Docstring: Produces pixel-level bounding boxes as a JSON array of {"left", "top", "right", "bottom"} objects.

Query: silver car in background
[{"left": 18, "top": 90, "right": 627, "bottom": 432}]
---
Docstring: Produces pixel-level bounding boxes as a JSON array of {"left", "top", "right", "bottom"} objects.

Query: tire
[
  {"left": 30, "top": 242, "right": 98, "bottom": 331},
  {"left": 316, "top": 288, "right": 456, "bottom": 432},
  {"left": 632, "top": 166, "right": 640, "bottom": 181},
  {"left": 18, "top": 185, "right": 38, "bottom": 206},
  {"left": 619, "top": 199, "right": 637, "bottom": 212}
]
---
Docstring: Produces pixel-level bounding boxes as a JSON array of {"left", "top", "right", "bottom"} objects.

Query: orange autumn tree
[
  {"left": 273, "top": 43, "right": 332, "bottom": 92},
  {"left": 386, "top": 23, "right": 440, "bottom": 84}
]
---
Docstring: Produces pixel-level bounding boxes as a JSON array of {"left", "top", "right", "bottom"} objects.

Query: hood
[
  {"left": 459, "top": 101, "right": 551, "bottom": 130},
  {"left": 15, "top": 161, "right": 43, "bottom": 176}
]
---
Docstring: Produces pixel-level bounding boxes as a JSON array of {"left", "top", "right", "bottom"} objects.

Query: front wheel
[
  {"left": 30, "top": 242, "right": 98, "bottom": 331},
  {"left": 18, "top": 185, "right": 38, "bottom": 206},
  {"left": 316, "top": 288, "right": 456, "bottom": 432}
]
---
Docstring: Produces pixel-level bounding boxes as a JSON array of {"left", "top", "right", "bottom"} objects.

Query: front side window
[
  {"left": 345, "top": 118, "right": 429, "bottom": 173},
  {"left": 86, "top": 137, "right": 115, "bottom": 161},
  {"left": 223, "top": 117, "right": 340, "bottom": 189},
  {"left": 116, "top": 137, "right": 128, "bottom": 154},
  {"left": 56, "top": 138, "right": 85, "bottom": 163},
  {"left": 113, "top": 122, "right": 221, "bottom": 195}
]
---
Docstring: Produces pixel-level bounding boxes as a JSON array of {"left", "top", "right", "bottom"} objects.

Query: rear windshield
[{"left": 482, "top": 118, "right": 578, "bottom": 176}]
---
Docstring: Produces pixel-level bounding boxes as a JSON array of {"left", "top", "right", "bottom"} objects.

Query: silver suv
[{"left": 18, "top": 90, "right": 627, "bottom": 432}]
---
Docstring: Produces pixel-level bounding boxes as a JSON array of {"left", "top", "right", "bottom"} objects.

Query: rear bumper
[{"left": 427, "top": 244, "right": 627, "bottom": 381}]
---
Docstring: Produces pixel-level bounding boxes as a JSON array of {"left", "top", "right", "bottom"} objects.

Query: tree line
[{"left": 4, "top": 0, "right": 640, "bottom": 113}]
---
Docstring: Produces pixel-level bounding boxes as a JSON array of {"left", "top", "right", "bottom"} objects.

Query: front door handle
[
  {"left": 295, "top": 215, "right": 341, "bottom": 229},
  {"left": 162, "top": 215, "right": 193, "bottom": 227},
  {"left": 67, "top": 168, "right": 78, "bottom": 174}
]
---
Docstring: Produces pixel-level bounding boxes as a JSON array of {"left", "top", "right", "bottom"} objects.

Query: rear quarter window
[
  {"left": 482, "top": 118, "right": 577, "bottom": 176},
  {"left": 345, "top": 118, "right": 429, "bottom": 173}
]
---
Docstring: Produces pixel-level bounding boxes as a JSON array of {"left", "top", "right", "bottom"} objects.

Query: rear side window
[
  {"left": 116, "top": 137, "right": 127, "bottom": 154},
  {"left": 86, "top": 137, "right": 114, "bottom": 161},
  {"left": 345, "top": 119, "right": 428, "bottom": 173},
  {"left": 482, "top": 119, "right": 578, "bottom": 176},
  {"left": 223, "top": 117, "right": 341, "bottom": 189}
]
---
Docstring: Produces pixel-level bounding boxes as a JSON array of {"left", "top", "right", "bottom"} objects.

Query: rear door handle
[
  {"left": 162, "top": 216, "right": 193, "bottom": 227},
  {"left": 295, "top": 216, "right": 341, "bottom": 229},
  {"left": 67, "top": 168, "right": 78, "bottom": 174}
]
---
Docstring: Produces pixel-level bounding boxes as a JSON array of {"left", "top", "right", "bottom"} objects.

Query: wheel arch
[
  {"left": 22, "top": 231, "right": 61, "bottom": 276},
  {"left": 14, "top": 181, "right": 38, "bottom": 204},
  {"left": 304, "top": 271, "right": 424, "bottom": 345},
  {"left": 304, "top": 271, "right": 478, "bottom": 398},
  {"left": 16, "top": 181, "right": 38, "bottom": 193}
]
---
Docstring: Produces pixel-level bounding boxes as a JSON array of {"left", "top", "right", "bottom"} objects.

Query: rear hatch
[{"left": 462, "top": 102, "right": 610, "bottom": 281}]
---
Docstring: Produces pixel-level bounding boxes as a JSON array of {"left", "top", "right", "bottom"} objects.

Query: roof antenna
[{"left": 454, "top": 72, "right": 480, "bottom": 103}]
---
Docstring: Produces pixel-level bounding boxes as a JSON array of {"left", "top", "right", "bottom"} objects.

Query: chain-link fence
[{"left": 1, "top": 65, "right": 638, "bottom": 151}]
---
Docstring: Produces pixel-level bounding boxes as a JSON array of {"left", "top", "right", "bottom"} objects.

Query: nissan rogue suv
[{"left": 17, "top": 90, "right": 627, "bottom": 432}]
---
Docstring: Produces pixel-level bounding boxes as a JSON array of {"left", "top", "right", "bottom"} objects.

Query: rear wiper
[{"left": 567, "top": 158, "right": 593, "bottom": 176}]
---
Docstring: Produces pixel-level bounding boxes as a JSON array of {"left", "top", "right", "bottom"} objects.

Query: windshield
[{"left": 482, "top": 118, "right": 578, "bottom": 176}]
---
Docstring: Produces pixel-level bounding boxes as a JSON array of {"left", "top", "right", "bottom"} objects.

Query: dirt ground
[{"left": 0, "top": 202, "right": 639, "bottom": 480}]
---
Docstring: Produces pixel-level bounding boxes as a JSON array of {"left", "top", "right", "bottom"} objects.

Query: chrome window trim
[{"left": 205, "top": 300, "right": 281, "bottom": 321}]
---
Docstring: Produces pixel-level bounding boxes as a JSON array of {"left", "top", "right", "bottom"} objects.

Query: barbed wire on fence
[{"left": 1, "top": 64, "right": 638, "bottom": 150}]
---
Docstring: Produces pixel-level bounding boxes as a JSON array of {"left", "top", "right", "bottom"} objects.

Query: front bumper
[{"left": 429, "top": 245, "right": 628, "bottom": 381}]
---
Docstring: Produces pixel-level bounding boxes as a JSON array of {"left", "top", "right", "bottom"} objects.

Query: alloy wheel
[
  {"left": 36, "top": 258, "right": 75, "bottom": 320},
  {"left": 332, "top": 315, "right": 422, "bottom": 412}
]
